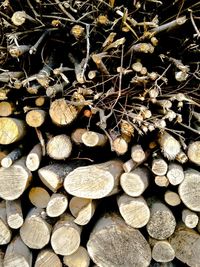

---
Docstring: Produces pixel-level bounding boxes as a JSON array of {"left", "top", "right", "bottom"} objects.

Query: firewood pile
[{"left": 0, "top": 0, "right": 200, "bottom": 266}]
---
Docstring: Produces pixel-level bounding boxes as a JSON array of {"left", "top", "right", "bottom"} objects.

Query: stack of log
[{"left": 0, "top": 0, "right": 200, "bottom": 266}]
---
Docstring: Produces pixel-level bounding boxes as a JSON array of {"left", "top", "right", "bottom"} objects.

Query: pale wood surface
[
  {"left": 150, "top": 239, "right": 175, "bottom": 263},
  {"left": 29, "top": 187, "right": 50, "bottom": 208},
  {"left": 182, "top": 209, "right": 199, "bottom": 228},
  {"left": 112, "top": 137, "right": 128, "bottom": 155},
  {"left": 20, "top": 208, "right": 52, "bottom": 249},
  {"left": 63, "top": 246, "right": 90, "bottom": 267},
  {"left": 169, "top": 224, "right": 200, "bottom": 267},
  {"left": 158, "top": 131, "right": 181, "bottom": 160},
  {"left": 46, "top": 193, "right": 68, "bottom": 217},
  {"left": 81, "top": 131, "right": 107, "bottom": 147},
  {"left": 1, "top": 147, "right": 23, "bottom": 168},
  {"left": 154, "top": 176, "right": 169, "bottom": 187},
  {"left": 0, "top": 157, "right": 32, "bottom": 200},
  {"left": 0, "top": 201, "right": 12, "bottom": 245},
  {"left": 123, "top": 159, "right": 137, "bottom": 172},
  {"left": 166, "top": 163, "right": 184, "bottom": 185},
  {"left": 6, "top": 199, "right": 24, "bottom": 229},
  {"left": 0, "top": 118, "right": 26, "bottom": 145},
  {"left": 64, "top": 160, "right": 123, "bottom": 199},
  {"left": 87, "top": 213, "right": 151, "bottom": 267},
  {"left": 49, "top": 98, "right": 78, "bottom": 126},
  {"left": 4, "top": 236, "right": 32, "bottom": 267},
  {"left": 26, "top": 144, "right": 42, "bottom": 171},
  {"left": 117, "top": 194, "right": 150, "bottom": 228},
  {"left": 0, "top": 101, "right": 14, "bottom": 117},
  {"left": 71, "top": 128, "right": 87, "bottom": 144},
  {"left": 120, "top": 167, "right": 149, "bottom": 197},
  {"left": 187, "top": 141, "right": 200, "bottom": 165},
  {"left": 178, "top": 169, "right": 200, "bottom": 211},
  {"left": 131, "top": 144, "right": 146, "bottom": 163},
  {"left": 25, "top": 109, "right": 46, "bottom": 128},
  {"left": 146, "top": 201, "right": 176, "bottom": 240},
  {"left": 164, "top": 191, "right": 181, "bottom": 207},
  {"left": 51, "top": 214, "right": 81, "bottom": 256},
  {"left": 34, "top": 249, "right": 62, "bottom": 267},
  {"left": 152, "top": 158, "right": 168, "bottom": 176},
  {"left": 46, "top": 134, "right": 72, "bottom": 160}
]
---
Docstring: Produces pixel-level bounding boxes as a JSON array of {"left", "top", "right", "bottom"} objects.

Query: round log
[
  {"left": 158, "top": 131, "right": 181, "bottom": 160},
  {"left": 146, "top": 201, "right": 176, "bottom": 240},
  {"left": 120, "top": 167, "right": 149, "bottom": 197},
  {"left": 51, "top": 214, "right": 81, "bottom": 256},
  {"left": 71, "top": 128, "right": 87, "bottom": 144},
  {"left": 64, "top": 160, "right": 123, "bottom": 199},
  {"left": 187, "top": 141, "right": 200, "bottom": 165},
  {"left": 117, "top": 194, "right": 150, "bottom": 228},
  {"left": 166, "top": 163, "right": 184, "bottom": 185},
  {"left": 25, "top": 109, "right": 46, "bottom": 128},
  {"left": 87, "top": 213, "right": 151, "bottom": 267},
  {"left": 123, "top": 159, "right": 137, "bottom": 173},
  {"left": 150, "top": 239, "right": 175, "bottom": 263},
  {"left": 20, "top": 208, "right": 52, "bottom": 249},
  {"left": 0, "top": 101, "right": 14, "bottom": 117},
  {"left": 81, "top": 131, "right": 107, "bottom": 147},
  {"left": 4, "top": 236, "right": 32, "bottom": 267},
  {"left": 0, "top": 201, "right": 12, "bottom": 245},
  {"left": 164, "top": 191, "right": 181, "bottom": 207},
  {"left": 152, "top": 158, "right": 168, "bottom": 176},
  {"left": 178, "top": 169, "right": 200, "bottom": 211},
  {"left": 6, "top": 199, "right": 23, "bottom": 229},
  {"left": 29, "top": 187, "right": 50, "bottom": 208},
  {"left": 169, "top": 224, "right": 200, "bottom": 267},
  {"left": 46, "top": 193, "right": 68, "bottom": 217},
  {"left": 131, "top": 144, "right": 146, "bottom": 163},
  {"left": 112, "top": 137, "right": 128, "bottom": 155},
  {"left": 0, "top": 157, "right": 32, "bottom": 200},
  {"left": 63, "top": 246, "right": 90, "bottom": 267},
  {"left": 1, "top": 147, "right": 23, "bottom": 168},
  {"left": 46, "top": 134, "right": 72, "bottom": 160},
  {"left": 34, "top": 249, "right": 62, "bottom": 267},
  {"left": 182, "top": 209, "right": 199, "bottom": 228},
  {"left": 69, "top": 197, "right": 96, "bottom": 226},
  {"left": 0, "top": 118, "right": 26, "bottom": 145},
  {"left": 26, "top": 143, "right": 42, "bottom": 171},
  {"left": 49, "top": 98, "right": 78, "bottom": 126},
  {"left": 154, "top": 176, "right": 169, "bottom": 187}
]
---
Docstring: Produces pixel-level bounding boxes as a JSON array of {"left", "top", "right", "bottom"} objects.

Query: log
[
  {"left": 38, "top": 163, "right": 80, "bottom": 192},
  {"left": 151, "top": 158, "right": 168, "bottom": 176},
  {"left": 120, "top": 167, "right": 149, "bottom": 197},
  {"left": 178, "top": 169, "right": 200, "bottom": 211},
  {"left": 71, "top": 128, "right": 87, "bottom": 144},
  {"left": 0, "top": 148, "right": 9, "bottom": 165},
  {"left": 87, "top": 213, "right": 151, "bottom": 267},
  {"left": 81, "top": 131, "right": 107, "bottom": 147},
  {"left": 150, "top": 239, "right": 175, "bottom": 263},
  {"left": 117, "top": 194, "right": 150, "bottom": 228},
  {"left": 4, "top": 236, "right": 32, "bottom": 267},
  {"left": 175, "top": 150, "right": 188, "bottom": 164},
  {"left": 182, "top": 209, "right": 199, "bottom": 228},
  {"left": 0, "top": 157, "right": 32, "bottom": 200},
  {"left": 0, "top": 250, "right": 4, "bottom": 267},
  {"left": 131, "top": 144, "right": 146, "bottom": 163},
  {"left": 69, "top": 197, "right": 96, "bottom": 225},
  {"left": 166, "top": 163, "right": 184, "bottom": 185},
  {"left": 1, "top": 147, "right": 23, "bottom": 168},
  {"left": 158, "top": 131, "right": 181, "bottom": 160},
  {"left": 64, "top": 160, "right": 123, "bottom": 199},
  {"left": 20, "top": 208, "right": 52, "bottom": 249},
  {"left": 0, "top": 101, "right": 14, "bottom": 117},
  {"left": 154, "top": 176, "right": 169, "bottom": 187},
  {"left": 25, "top": 109, "right": 47, "bottom": 128},
  {"left": 0, "top": 201, "right": 12, "bottom": 245},
  {"left": 187, "top": 141, "right": 200, "bottom": 165},
  {"left": 29, "top": 187, "right": 50, "bottom": 208},
  {"left": 63, "top": 246, "right": 90, "bottom": 267},
  {"left": 51, "top": 214, "right": 81, "bottom": 256},
  {"left": 0, "top": 118, "right": 26, "bottom": 145},
  {"left": 112, "top": 136, "right": 128, "bottom": 155},
  {"left": 46, "top": 134, "right": 72, "bottom": 160},
  {"left": 26, "top": 143, "right": 42, "bottom": 171},
  {"left": 6, "top": 199, "right": 24, "bottom": 229},
  {"left": 123, "top": 158, "right": 137, "bottom": 172},
  {"left": 49, "top": 98, "right": 78, "bottom": 126},
  {"left": 169, "top": 224, "right": 200, "bottom": 267},
  {"left": 146, "top": 200, "right": 176, "bottom": 240},
  {"left": 46, "top": 193, "right": 68, "bottom": 217},
  {"left": 34, "top": 249, "right": 62, "bottom": 267},
  {"left": 164, "top": 190, "right": 181, "bottom": 207}
]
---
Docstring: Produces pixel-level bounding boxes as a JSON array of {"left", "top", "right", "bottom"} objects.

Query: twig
[
  {"left": 29, "top": 30, "right": 50, "bottom": 54},
  {"left": 53, "top": 0, "right": 75, "bottom": 20},
  {"left": 81, "top": 24, "right": 90, "bottom": 79},
  {"left": 189, "top": 9, "right": 200, "bottom": 38}
]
